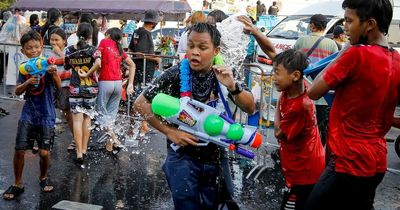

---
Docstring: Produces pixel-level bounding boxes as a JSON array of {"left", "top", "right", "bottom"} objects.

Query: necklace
[{"left": 179, "top": 55, "right": 225, "bottom": 98}]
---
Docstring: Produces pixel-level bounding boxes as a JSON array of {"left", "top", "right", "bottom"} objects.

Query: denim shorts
[{"left": 15, "top": 120, "right": 55, "bottom": 151}]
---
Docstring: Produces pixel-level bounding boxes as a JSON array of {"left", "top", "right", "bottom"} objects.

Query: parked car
[
  {"left": 256, "top": 1, "right": 400, "bottom": 67},
  {"left": 256, "top": 1, "right": 345, "bottom": 69}
]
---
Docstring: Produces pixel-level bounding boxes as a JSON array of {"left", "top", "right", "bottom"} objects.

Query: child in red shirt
[
  {"left": 81, "top": 28, "right": 136, "bottom": 152},
  {"left": 273, "top": 49, "right": 325, "bottom": 210},
  {"left": 307, "top": 0, "right": 399, "bottom": 209}
]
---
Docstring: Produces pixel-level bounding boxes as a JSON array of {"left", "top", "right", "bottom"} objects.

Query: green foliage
[{"left": 0, "top": 0, "right": 15, "bottom": 11}]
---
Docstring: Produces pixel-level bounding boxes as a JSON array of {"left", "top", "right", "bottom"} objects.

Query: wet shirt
[
  {"left": 97, "top": 38, "right": 128, "bottom": 81},
  {"left": 323, "top": 45, "right": 400, "bottom": 177},
  {"left": 128, "top": 27, "right": 156, "bottom": 85},
  {"left": 278, "top": 90, "right": 325, "bottom": 187},
  {"left": 44, "top": 49, "right": 70, "bottom": 87},
  {"left": 18, "top": 72, "right": 56, "bottom": 126},
  {"left": 64, "top": 45, "right": 100, "bottom": 98},
  {"left": 143, "top": 65, "right": 223, "bottom": 162}
]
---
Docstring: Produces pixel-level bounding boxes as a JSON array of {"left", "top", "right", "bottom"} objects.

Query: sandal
[
  {"left": 75, "top": 157, "right": 84, "bottom": 165},
  {"left": 105, "top": 140, "right": 113, "bottom": 152},
  {"left": 39, "top": 178, "right": 54, "bottom": 192},
  {"left": 67, "top": 143, "right": 76, "bottom": 151},
  {"left": 32, "top": 146, "right": 39, "bottom": 154},
  {"left": 3, "top": 185, "right": 24, "bottom": 200}
]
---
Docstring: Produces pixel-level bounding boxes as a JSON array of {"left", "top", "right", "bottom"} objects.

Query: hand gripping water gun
[
  {"left": 151, "top": 93, "right": 262, "bottom": 159},
  {"left": 19, "top": 56, "right": 64, "bottom": 86}
]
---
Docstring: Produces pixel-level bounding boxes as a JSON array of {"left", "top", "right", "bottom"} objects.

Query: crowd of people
[{"left": 1, "top": 0, "right": 400, "bottom": 210}]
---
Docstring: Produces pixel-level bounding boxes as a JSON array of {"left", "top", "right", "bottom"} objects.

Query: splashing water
[{"left": 217, "top": 15, "right": 250, "bottom": 78}]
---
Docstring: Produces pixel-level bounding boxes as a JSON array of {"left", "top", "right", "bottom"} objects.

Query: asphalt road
[{"left": 0, "top": 98, "right": 399, "bottom": 210}]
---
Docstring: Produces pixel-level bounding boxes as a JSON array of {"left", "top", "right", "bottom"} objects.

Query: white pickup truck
[{"left": 256, "top": 0, "right": 400, "bottom": 69}]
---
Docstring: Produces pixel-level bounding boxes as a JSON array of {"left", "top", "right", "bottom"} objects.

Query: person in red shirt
[
  {"left": 273, "top": 49, "right": 325, "bottom": 210},
  {"left": 306, "top": 0, "right": 399, "bottom": 209},
  {"left": 81, "top": 27, "right": 135, "bottom": 151}
]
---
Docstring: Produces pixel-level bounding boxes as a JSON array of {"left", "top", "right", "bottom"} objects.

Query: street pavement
[{"left": 0, "top": 98, "right": 399, "bottom": 210}]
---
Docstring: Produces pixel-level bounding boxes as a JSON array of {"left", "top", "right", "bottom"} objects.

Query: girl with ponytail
[
  {"left": 81, "top": 27, "right": 135, "bottom": 152},
  {"left": 64, "top": 23, "right": 101, "bottom": 164},
  {"left": 67, "top": 13, "right": 105, "bottom": 47},
  {"left": 41, "top": 8, "right": 63, "bottom": 45}
]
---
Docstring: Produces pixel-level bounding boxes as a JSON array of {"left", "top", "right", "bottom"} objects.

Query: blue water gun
[
  {"left": 19, "top": 56, "right": 63, "bottom": 86},
  {"left": 151, "top": 93, "right": 263, "bottom": 159},
  {"left": 304, "top": 52, "right": 338, "bottom": 106}
]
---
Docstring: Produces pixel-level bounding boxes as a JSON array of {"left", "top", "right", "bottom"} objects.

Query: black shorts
[
  {"left": 15, "top": 121, "right": 55, "bottom": 151},
  {"left": 57, "top": 87, "right": 70, "bottom": 110},
  {"left": 305, "top": 158, "right": 385, "bottom": 210},
  {"left": 281, "top": 184, "right": 314, "bottom": 210}
]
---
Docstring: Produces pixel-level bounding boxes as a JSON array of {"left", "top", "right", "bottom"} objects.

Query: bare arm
[
  {"left": 307, "top": 75, "right": 331, "bottom": 100},
  {"left": 78, "top": 58, "right": 101, "bottom": 78},
  {"left": 229, "top": 90, "right": 255, "bottom": 114},
  {"left": 47, "top": 65, "right": 61, "bottom": 90},
  {"left": 134, "top": 94, "right": 198, "bottom": 147},
  {"left": 124, "top": 56, "right": 136, "bottom": 95},
  {"left": 307, "top": 45, "right": 350, "bottom": 100},
  {"left": 15, "top": 77, "right": 37, "bottom": 96},
  {"left": 237, "top": 16, "right": 276, "bottom": 60},
  {"left": 213, "top": 66, "right": 255, "bottom": 114}
]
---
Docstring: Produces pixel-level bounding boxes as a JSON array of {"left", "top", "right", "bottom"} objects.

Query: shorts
[
  {"left": 57, "top": 87, "right": 70, "bottom": 110},
  {"left": 69, "top": 86, "right": 98, "bottom": 98},
  {"left": 15, "top": 121, "right": 55, "bottom": 151},
  {"left": 69, "top": 97, "right": 96, "bottom": 113}
]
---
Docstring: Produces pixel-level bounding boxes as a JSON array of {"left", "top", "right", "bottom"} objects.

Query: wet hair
[
  {"left": 29, "top": 14, "right": 39, "bottom": 26},
  {"left": 49, "top": 28, "right": 67, "bottom": 42},
  {"left": 79, "top": 13, "right": 100, "bottom": 46},
  {"left": 207, "top": 10, "right": 228, "bottom": 23},
  {"left": 188, "top": 23, "right": 221, "bottom": 47},
  {"left": 342, "top": 0, "right": 393, "bottom": 35},
  {"left": 41, "top": 8, "right": 62, "bottom": 38},
  {"left": 20, "top": 30, "right": 42, "bottom": 48},
  {"left": 105, "top": 27, "right": 123, "bottom": 56},
  {"left": 76, "top": 23, "right": 93, "bottom": 50},
  {"left": 273, "top": 49, "right": 309, "bottom": 76}
]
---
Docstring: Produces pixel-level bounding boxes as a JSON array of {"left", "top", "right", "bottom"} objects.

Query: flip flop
[
  {"left": 39, "top": 178, "right": 54, "bottom": 192},
  {"left": 3, "top": 185, "right": 24, "bottom": 200},
  {"left": 67, "top": 143, "right": 76, "bottom": 151},
  {"left": 105, "top": 140, "right": 113, "bottom": 152}
]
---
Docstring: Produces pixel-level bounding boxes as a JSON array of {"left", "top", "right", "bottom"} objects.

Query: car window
[{"left": 268, "top": 15, "right": 333, "bottom": 40}]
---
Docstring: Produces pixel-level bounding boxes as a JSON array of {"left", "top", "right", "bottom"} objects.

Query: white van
[
  {"left": 256, "top": 1, "right": 400, "bottom": 66},
  {"left": 388, "top": 3, "right": 400, "bottom": 52}
]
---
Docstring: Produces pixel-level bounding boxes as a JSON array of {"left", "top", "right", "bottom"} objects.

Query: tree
[{"left": 0, "top": 0, "right": 15, "bottom": 11}]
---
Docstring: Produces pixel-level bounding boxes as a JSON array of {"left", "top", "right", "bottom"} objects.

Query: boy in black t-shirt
[
  {"left": 128, "top": 10, "right": 161, "bottom": 86},
  {"left": 128, "top": 10, "right": 161, "bottom": 136},
  {"left": 134, "top": 23, "right": 255, "bottom": 209}
]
